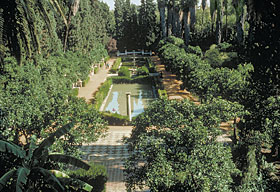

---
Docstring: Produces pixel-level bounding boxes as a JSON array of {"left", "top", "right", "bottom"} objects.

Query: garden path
[{"left": 78, "top": 58, "right": 116, "bottom": 102}]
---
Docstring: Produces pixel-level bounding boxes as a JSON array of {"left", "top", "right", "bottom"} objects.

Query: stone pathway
[
  {"left": 80, "top": 126, "right": 132, "bottom": 192},
  {"left": 78, "top": 58, "right": 116, "bottom": 102}
]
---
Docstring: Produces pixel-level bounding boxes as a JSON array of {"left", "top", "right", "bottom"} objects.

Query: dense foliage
[{"left": 126, "top": 99, "right": 243, "bottom": 191}]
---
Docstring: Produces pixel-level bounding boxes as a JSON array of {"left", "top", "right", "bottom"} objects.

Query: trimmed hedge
[
  {"left": 101, "top": 112, "right": 131, "bottom": 126},
  {"left": 94, "top": 67, "right": 99, "bottom": 74},
  {"left": 118, "top": 66, "right": 130, "bottom": 77},
  {"left": 109, "top": 58, "right": 122, "bottom": 74},
  {"left": 111, "top": 76, "right": 153, "bottom": 84},
  {"left": 93, "top": 78, "right": 112, "bottom": 110},
  {"left": 82, "top": 76, "right": 90, "bottom": 87},
  {"left": 71, "top": 88, "right": 79, "bottom": 96},
  {"left": 68, "top": 162, "right": 107, "bottom": 192}
]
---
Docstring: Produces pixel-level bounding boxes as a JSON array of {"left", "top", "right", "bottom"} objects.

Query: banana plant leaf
[
  {"left": 34, "top": 121, "right": 75, "bottom": 158},
  {"left": 34, "top": 167, "right": 65, "bottom": 191},
  {"left": 16, "top": 167, "right": 31, "bottom": 192},
  {"left": 0, "top": 140, "right": 25, "bottom": 158},
  {"left": 0, "top": 169, "right": 17, "bottom": 190},
  {"left": 58, "top": 177, "right": 93, "bottom": 192},
  {"left": 48, "top": 154, "right": 90, "bottom": 170}
]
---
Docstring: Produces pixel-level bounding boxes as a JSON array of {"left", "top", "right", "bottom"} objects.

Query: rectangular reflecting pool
[{"left": 102, "top": 84, "right": 156, "bottom": 117}]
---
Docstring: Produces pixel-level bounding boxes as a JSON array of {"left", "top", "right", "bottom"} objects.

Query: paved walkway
[
  {"left": 81, "top": 126, "right": 132, "bottom": 192},
  {"left": 78, "top": 58, "right": 116, "bottom": 102}
]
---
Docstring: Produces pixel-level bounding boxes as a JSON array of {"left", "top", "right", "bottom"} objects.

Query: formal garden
[{"left": 1, "top": 0, "right": 280, "bottom": 191}]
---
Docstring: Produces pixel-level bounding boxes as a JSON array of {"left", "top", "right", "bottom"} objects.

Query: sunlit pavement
[{"left": 81, "top": 126, "right": 132, "bottom": 192}]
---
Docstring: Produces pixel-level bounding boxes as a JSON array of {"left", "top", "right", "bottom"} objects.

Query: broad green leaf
[
  {"left": 0, "top": 169, "right": 16, "bottom": 190},
  {"left": 27, "top": 135, "right": 37, "bottom": 161},
  {"left": 34, "top": 121, "right": 75, "bottom": 158},
  {"left": 50, "top": 170, "right": 70, "bottom": 178},
  {"left": 16, "top": 167, "right": 30, "bottom": 192},
  {"left": 35, "top": 168, "right": 65, "bottom": 191},
  {"left": 48, "top": 154, "right": 90, "bottom": 170},
  {"left": 0, "top": 140, "right": 25, "bottom": 158}
]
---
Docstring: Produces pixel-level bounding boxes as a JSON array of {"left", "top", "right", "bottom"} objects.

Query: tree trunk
[
  {"left": 216, "top": 6, "right": 223, "bottom": 44},
  {"left": 174, "top": 6, "right": 181, "bottom": 37},
  {"left": 63, "top": 13, "right": 72, "bottom": 52},
  {"left": 167, "top": 3, "right": 173, "bottom": 36},
  {"left": 236, "top": 6, "right": 245, "bottom": 44},
  {"left": 183, "top": 9, "right": 190, "bottom": 46},
  {"left": 159, "top": 6, "right": 166, "bottom": 38},
  {"left": 189, "top": 5, "right": 196, "bottom": 31}
]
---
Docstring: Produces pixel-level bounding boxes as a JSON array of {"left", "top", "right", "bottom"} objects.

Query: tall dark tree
[{"left": 157, "top": 0, "right": 167, "bottom": 38}]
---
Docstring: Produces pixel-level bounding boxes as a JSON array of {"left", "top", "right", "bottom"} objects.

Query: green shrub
[
  {"left": 104, "top": 56, "right": 110, "bottom": 63},
  {"left": 158, "top": 89, "right": 168, "bottom": 99},
  {"left": 118, "top": 66, "right": 130, "bottom": 77},
  {"left": 109, "top": 58, "right": 122, "bottom": 74},
  {"left": 217, "top": 42, "right": 232, "bottom": 51},
  {"left": 122, "top": 62, "right": 134, "bottom": 67},
  {"left": 186, "top": 46, "right": 203, "bottom": 57},
  {"left": 82, "top": 76, "right": 90, "bottom": 87},
  {"left": 137, "top": 66, "right": 149, "bottom": 75},
  {"left": 71, "top": 88, "right": 79, "bottom": 96},
  {"left": 94, "top": 67, "right": 99, "bottom": 74},
  {"left": 68, "top": 162, "right": 107, "bottom": 192},
  {"left": 101, "top": 112, "right": 131, "bottom": 126},
  {"left": 204, "top": 45, "right": 223, "bottom": 68},
  {"left": 111, "top": 76, "right": 153, "bottom": 84},
  {"left": 93, "top": 78, "right": 112, "bottom": 110}
]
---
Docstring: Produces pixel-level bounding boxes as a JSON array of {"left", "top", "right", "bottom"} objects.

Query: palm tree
[
  {"left": 0, "top": 122, "right": 93, "bottom": 191},
  {"left": 0, "top": 0, "right": 67, "bottom": 64},
  {"left": 158, "top": 0, "right": 167, "bottom": 38}
]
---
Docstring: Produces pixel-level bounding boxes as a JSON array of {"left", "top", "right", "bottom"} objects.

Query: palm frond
[
  {"left": 34, "top": 121, "right": 75, "bottom": 158},
  {"left": 16, "top": 167, "right": 30, "bottom": 192},
  {"left": 48, "top": 154, "right": 90, "bottom": 170},
  {"left": 0, "top": 169, "right": 17, "bottom": 190},
  {"left": 0, "top": 140, "right": 25, "bottom": 158}
]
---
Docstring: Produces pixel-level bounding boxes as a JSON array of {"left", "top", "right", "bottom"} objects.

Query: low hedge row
[
  {"left": 118, "top": 66, "right": 131, "bottom": 77},
  {"left": 111, "top": 76, "right": 153, "bottom": 84},
  {"left": 92, "top": 78, "right": 112, "bottom": 110},
  {"left": 101, "top": 112, "right": 132, "bottom": 126},
  {"left": 68, "top": 162, "right": 107, "bottom": 192},
  {"left": 82, "top": 76, "right": 90, "bottom": 87},
  {"left": 71, "top": 88, "right": 79, "bottom": 96},
  {"left": 109, "top": 58, "right": 122, "bottom": 74}
]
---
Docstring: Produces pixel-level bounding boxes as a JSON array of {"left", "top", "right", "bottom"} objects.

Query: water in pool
[{"left": 103, "top": 84, "right": 155, "bottom": 117}]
